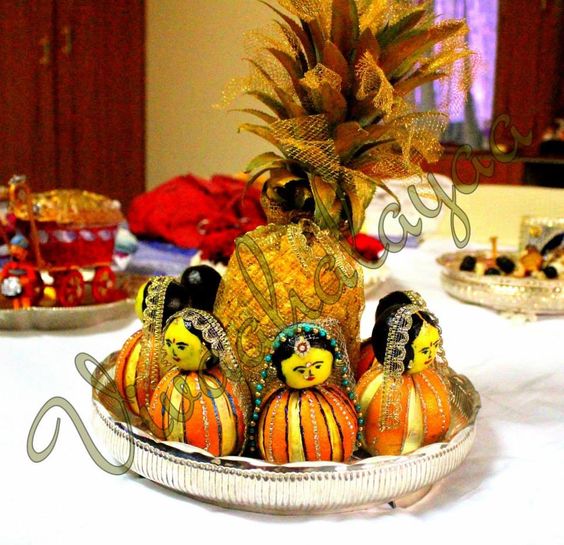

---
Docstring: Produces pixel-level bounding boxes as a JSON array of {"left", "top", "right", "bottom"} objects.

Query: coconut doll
[
  {"left": 357, "top": 302, "right": 452, "bottom": 456},
  {"left": 116, "top": 266, "right": 223, "bottom": 417},
  {"left": 116, "top": 276, "right": 179, "bottom": 416},
  {"left": 248, "top": 320, "right": 361, "bottom": 464},
  {"left": 147, "top": 307, "right": 250, "bottom": 457}
]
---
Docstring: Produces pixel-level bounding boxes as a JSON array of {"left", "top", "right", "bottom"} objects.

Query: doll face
[
  {"left": 134, "top": 281, "right": 148, "bottom": 321},
  {"left": 163, "top": 316, "right": 208, "bottom": 371},
  {"left": 407, "top": 321, "right": 440, "bottom": 375},
  {"left": 280, "top": 347, "right": 333, "bottom": 389}
]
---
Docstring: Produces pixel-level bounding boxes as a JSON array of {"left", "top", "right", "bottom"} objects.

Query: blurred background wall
[{"left": 146, "top": 0, "right": 271, "bottom": 189}]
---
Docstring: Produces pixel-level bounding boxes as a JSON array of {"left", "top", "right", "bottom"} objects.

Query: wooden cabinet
[{"left": 0, "top": 0, "right": 144, "bottom": 211}]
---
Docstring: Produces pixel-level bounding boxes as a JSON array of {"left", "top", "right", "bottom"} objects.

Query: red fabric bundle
[
  {"left": 128, "top": 174, "right": 266, "bottom": 263},
  {"left": 347, "top": 233, "right": 384, "bottom": 262}
]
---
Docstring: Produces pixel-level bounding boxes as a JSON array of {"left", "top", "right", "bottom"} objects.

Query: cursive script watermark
[{"left": 27, "top": 353, "right": 135, "bottom": 475}]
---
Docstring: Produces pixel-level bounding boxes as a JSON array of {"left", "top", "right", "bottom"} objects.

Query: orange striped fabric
[
  {"left": 148, "top": 367, "right": 246, "bottom": 457},
  {"left": 357, "top": 366, "right": 451, "bottom": 456},
  {"left": 115, "top": 330, "right": 160, "bottom": 415},
  {"left": 257, "top": 386, "right": 357, "bottom": 464}
]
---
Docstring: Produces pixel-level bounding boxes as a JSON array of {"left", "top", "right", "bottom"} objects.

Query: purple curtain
[{"left": 415, "top": 0, "right": 499, "bottom": 148}]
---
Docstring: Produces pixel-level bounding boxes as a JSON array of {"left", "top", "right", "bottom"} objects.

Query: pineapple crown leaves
[{"left": 235, "top": 0, "right": 472, "bottom": 233}]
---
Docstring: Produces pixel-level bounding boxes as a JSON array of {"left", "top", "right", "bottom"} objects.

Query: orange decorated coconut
[
  {"left": 147, "top": 308, "right": 249, "bottom": 456},
  {"left": 257, "top": 385, "right": 357, "bottom": 464},
  {"left": 357, "top": 299, "right": 451, "bottom": 456},
  {"left": 116, "top": 276, "right": 187, "bottom": 415},
  {"left": 149, "top": 366, "right": 246, "bottom": 456},
  {"left": 115, "top": 329, "right": 161, "bottom": 416},
  {"left": 249, "top": 321, "right": 360, "bottom": 464}
]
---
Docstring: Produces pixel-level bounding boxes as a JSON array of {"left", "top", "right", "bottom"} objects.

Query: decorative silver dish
[
  {"left": 437, "top": 252, "right": 564, "bottom": 315},
  {"left": 0, "top": 272, "right": 146, "bottom": 330},
  {"left": 92, "top": 352, "right": 480, "bottom": 515}
]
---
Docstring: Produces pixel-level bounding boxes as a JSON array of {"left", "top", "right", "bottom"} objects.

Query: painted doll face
[
  {"left": 280, "top": 347, "right": 333, "bottom": 389},
  {"left": 134, "top": 281, "right": 149, "bottom": 321},
  {"left": 163, "top": 316, "right": 209, "bottom": 371},
  {"left": 407, "top": 320, "right": 440, "bottom": 375}
]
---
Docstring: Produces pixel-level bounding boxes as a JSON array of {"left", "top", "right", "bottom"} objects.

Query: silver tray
[
  {"left": 437, "top": 252, "right": 564, "bottom": 315},
  {"left": 0, "top": 272, "right": 146, "bottom": 330},
  {"left": 92, "top": 352, "right": 480, "bottom": 515}
]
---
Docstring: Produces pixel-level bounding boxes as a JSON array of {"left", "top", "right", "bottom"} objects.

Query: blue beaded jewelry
[{"left": 246, "top": 322, "right": 365, "bottom": 453}]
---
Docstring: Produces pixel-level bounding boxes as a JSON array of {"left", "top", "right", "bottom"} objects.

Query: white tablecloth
[{"left": 3, "top": 239, "right": 563, "bottom": 545}]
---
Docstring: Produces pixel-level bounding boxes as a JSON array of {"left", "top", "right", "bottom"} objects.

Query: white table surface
[{"left": 3, "top": 239, "right": 563, "bottom": 545}]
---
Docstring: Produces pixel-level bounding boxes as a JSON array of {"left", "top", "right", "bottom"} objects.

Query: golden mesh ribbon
[
  {"left": 355, "top": 52, "right": 394, "bottom": 117},
  {"left": 220, "top": 0, "right": 473, "bottom": 231},
  {"left": 138, "top": 276, "right": 174, "bottom": 409}
]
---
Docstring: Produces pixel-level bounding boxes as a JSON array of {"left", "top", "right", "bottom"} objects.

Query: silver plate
[
  {"left": 437, "top": 252, "right": 564, "bottom": 315},
  {"left": 92, "top": 353, "right": 480, "bottom": 515},
  {"left": 0, "top": 273, "right": 146, "bottom": 330}
]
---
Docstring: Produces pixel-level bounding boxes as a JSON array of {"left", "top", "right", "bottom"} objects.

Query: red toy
[{"left": 0, "top": 176, "right": 124, "bottom": 308}]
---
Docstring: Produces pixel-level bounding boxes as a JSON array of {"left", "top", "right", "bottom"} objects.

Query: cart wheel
[
  {"left": 92, "top": 266, "right": 117, "bottom": 303},
  {"left": 56, "top": 270, "right": 86, "bottom": 307}
]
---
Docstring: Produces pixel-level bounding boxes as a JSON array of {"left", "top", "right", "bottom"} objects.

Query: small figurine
[
  {"left": 520, "top": 245, "right": 543, "bottom": 276},
  {"left": 147, "top": 308, "right": 248, "bottom": 457},
  {"left": 0, "top": 234, "right": 41, "bottom": 309},
  {"left": 250, "top": 322, "right": 360, "bottom": 464},
  {"left": 357, "top": 302, "right": 451, "bottom": 456},
  {"left": 456, "top": 234, "right": 564, "bottom": 280}
]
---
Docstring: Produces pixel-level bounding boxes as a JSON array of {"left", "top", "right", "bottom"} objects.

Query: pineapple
[{"left": 215, "top": 0, "right": 471, "bottom": 386}]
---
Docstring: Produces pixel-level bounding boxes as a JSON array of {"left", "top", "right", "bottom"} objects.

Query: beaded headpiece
[{"left": 270, "top": 322, "right": 342, "bottom": 362}]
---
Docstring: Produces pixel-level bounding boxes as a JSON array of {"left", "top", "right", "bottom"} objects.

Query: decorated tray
[
  {"left": 0, "top": 272, "right": 146, "bottom": 330},
  {"left": 437, "top": 251, "right": 564, "bottom": 315},
  {"left": 92, "top": 352, "right": 480, "bottom": 515}
]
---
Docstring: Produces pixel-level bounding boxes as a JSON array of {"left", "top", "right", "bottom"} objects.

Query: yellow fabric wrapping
[{"left": 213, "top": 220, "right": 365, "bottom": 388}]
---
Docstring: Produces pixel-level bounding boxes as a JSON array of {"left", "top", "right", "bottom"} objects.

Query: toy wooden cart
[{"left": 0, "top": 175, "right": 124, "bottom": 308}]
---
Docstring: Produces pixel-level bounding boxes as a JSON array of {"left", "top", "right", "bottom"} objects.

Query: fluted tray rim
[
  {"left": 437, "top": 250, "right": 564, "bottom": 315},
  {"left": 94, "top": 398, "right": 476, "bottom": 476}
]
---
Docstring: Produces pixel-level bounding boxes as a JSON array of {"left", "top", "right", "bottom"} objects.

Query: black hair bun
[
  {"left": 139, "top": 279, "right": 191, "bottom": 328},
  {"left": 375, "top": 291, "right": 423, "bottom": 320},
  {"left": 371, "top": 304, "right": 437, "bottom": 369},
  {"left": 180, "top": 265, "right": 222, "bottom": 312}
]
